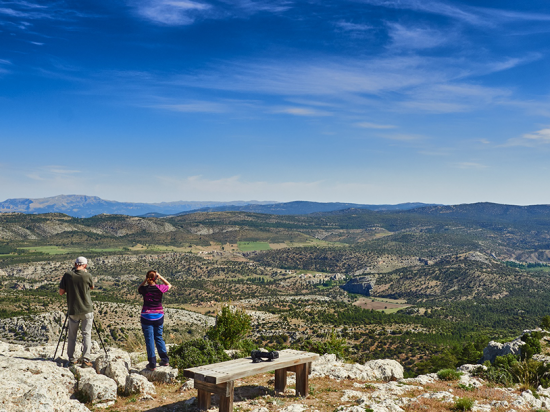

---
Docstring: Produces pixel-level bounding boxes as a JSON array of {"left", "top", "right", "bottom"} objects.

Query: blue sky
[{"left": 1, "top": 0, "right": 550, "bottom": 205}]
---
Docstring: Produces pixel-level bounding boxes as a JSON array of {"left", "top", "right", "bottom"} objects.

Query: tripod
[
  {"left": 52, "top": 312, "right": 69, "bottom": 360},
  {"left": 53, "top": 312, "right": 109, "bottom": 361}
]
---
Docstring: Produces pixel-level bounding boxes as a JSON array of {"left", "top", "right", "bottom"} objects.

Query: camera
[{"left": 251, "top": 350, "right": 279, "bottom": 363}]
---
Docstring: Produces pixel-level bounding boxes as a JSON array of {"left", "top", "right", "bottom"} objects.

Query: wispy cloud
[
  {"left": 452, "top": 162, "right": 488, "bottom": 170},
  {"left": 156, "top": 174, "right": 377, "bottom": 202},
  {"left": 355, "top": 122, "right": 396, "bottom": 129},
  {"left": 505, "top": 128, "right": 550, "bottom": 147},
  {"left": 358, "top": 0, "right": 484, "bottom": 25},
  {"left": 131, "top": 0, "right": 211, "bottom": 25},
  {"left": 130, "top": 0, "right": 291, "bottom": 25},
  {"left": 335, "top": 20, "right": 373, "bottom": 35},
  {"left": 163, "top": 54, "right": 527, "bottom": 115},
  {"left": 153, "top": 101, "right": 229, "bottom": 113},
  {"left": 0, "top": 59, "right": 12, "bottom": 74},
  {"left": 228, "top": 0, "right": 292, "bottom": 14},
  {"left": 379, "top": 133, "right": 423, "bottom": 141},
  {"left": 359, "top": 0, "right": 550, "bottom": 27},
  {"left": 386, "top": 22, "right": 448, "bottom": 49},
  {"left": 273, "top": 106, "right": 332, "bottom": 116},
  {"left": 26, "top": 165, "right": 81, "bottom": 181}
]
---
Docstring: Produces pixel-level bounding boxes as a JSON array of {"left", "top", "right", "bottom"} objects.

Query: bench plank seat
[
  {"left": 184, "top": 349, "right": 318, "bottom": 384},
  {"left": 184, "top": 349, "right": 319, "bottom": 412}
]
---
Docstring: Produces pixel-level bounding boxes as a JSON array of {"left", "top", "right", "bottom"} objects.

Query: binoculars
[{"left": 251, "top": 350, "right": 279, "bottom": 363}]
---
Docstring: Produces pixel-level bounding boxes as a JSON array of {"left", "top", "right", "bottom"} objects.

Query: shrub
[
  {"left": 541, "top": 315, "right": 550, "bottom": 330},
  {"left": 169, "top": 338, "right": 230, "bottom": 380},
  {"left": 437, "top": 368, "right": 462, "bottom": 381},
  {"left": 453, "top": 397, "right": 474, "bottom": 411},
  {"left": 511, "top": 358, "right": 550, "bottom": 388},
  {"left": 303, "top": 329, "right": 349, "bottom": 360},
  {"left": 206, "top": 305, "right": 251, "bottom": 349},
  {"left": 521, "top": 332, "right": 542, "bottom": 361}
]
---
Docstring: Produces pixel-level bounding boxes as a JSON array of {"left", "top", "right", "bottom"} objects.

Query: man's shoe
[
  {"left": 159, "top": 361, "right": 169, "bottom": 367},
  {"left": 81, "top": 360, "right": 93, "bottom": 368},
  {"left": 146, "top": 364, "right": 157, "bottom": 371}
]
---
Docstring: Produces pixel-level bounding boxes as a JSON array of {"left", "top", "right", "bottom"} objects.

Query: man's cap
[{"left": 75, "top": 256, "right": 88, "bottom": 265}]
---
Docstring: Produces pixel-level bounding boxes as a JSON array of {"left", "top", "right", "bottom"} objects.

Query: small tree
[
  {"left": 541, "top": 315, "right": 550, "bottom": 330},
  {"left": 206, "top": 305, "right": 251, "bottom": 349}
]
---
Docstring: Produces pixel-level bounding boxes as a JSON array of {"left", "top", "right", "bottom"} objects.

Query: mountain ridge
[
  {"left": 0, "top": 195, "right": 438, "bottom": 218},
  {"left": 0, "top": 195, "right": 275, "bottom": 218}
]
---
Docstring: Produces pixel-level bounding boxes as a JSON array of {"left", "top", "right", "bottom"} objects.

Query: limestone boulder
[
  {"left": 135, "top": 361, "right": 178, "bottom": 383},
  {"left": 364, "top": 359, "right": 404, "bottom": 381},
  {"left": 75, "top": 367, "right": 117, "bottom": 405},
  {"left": 125, "top": 372, "right": 156, "bottom": 395},
  {"left": 480, "top": 339, "right": 524, "bottom": 363},
  {"left": 0, "top": 355, "right": 88, "bottom": 412},
  {"left": 94, "top": 349, "right": 131, "bottom": 375},
  {"left": 312, "top": 354, "right": 403, "bottom": 381}
]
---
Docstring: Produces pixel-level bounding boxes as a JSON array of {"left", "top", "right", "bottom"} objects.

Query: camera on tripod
[{"left": 251, "top": 350, "right": 279, "bottom": 363}]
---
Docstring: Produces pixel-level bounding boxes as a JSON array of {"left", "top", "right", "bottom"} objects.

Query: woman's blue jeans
[{"left": 141, "top": 317, "right": 169, "bottom": 366}]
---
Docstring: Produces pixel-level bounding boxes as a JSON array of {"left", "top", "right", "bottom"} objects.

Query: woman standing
[{"left": 138, "top": 270, "right": 172, "bottom": 370}]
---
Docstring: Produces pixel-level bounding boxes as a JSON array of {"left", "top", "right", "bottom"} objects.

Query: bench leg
[
  {"left": 275, "top": 368, "right": 287, "bottom": 393},
  {"left": 219, "top": 390, "right": 234, "bottom": 412},
  {"left": 295, "top": 364, "right": 309, "bottom": 397},
  {"left": 197, "top": 389, "right": 211, "bottom": 410}
]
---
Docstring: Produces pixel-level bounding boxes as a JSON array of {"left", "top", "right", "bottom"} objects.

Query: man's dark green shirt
[{"left": 59, "top": 269, "right": 94, "bottom": 315}]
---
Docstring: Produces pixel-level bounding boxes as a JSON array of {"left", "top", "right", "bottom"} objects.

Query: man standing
[{"left": 59, "top": 256, "right": 94, "bottom": 367}]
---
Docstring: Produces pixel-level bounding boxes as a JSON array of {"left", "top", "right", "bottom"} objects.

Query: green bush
[
  {"left": 303, "top": 329, "right": 349, "bottom": 360},
  {"left": 541, "top": 315, "right": 550, "bottom": 330},
  {"left": 437, "top": 368, "right": 463, "bottom": 381},
  {"left": 475, "top": 353, "right": 550, "bottom": 388},
  {"left": 168, "top": 338, "right": 230, "bottom": 380},
  {"left": 206, "top": 305, "right": 251, "bottom": 349},
  {"left": 521, "top": 332, "right": 542, "bottom": 361},
  {"left": 453, "top": 397, "right": 474, "bottom": 411}
]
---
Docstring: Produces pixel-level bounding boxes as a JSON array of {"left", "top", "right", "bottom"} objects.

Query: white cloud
[
  {"left": 355, "top": 122, "right": 396, "bottom": 129},
  {"left": 153, "top": 101, "right": 229, "bottom": 113},
  {"left": 379, "top": 133, "right": 423, "bottom": 141},
  {"left": 335, "top": 21, "right": 373, "bottom": 32},
  {"left": 359, "top": 0, "right": 484, "bottom": 25},
  {"left": 387, "top": 22, "right": 448, "bottom": 49},
  {"left": 229, "top": 0, "right": 292, "bottom": 14},
  {"left": 523, "top": 128, "right": 550, "bottom": 143},
  {"left": 359, "top": 0, "right": 550, "bottom": 27},
  {"left": 132, "top": 0, "right": 211, "bottom": 25},
  {"left": 452, "top": 162, "right": 488, "bottom": 170},
  {"left": 506, "top": 128, "right": 550, "bottom": 147},
  {"left": 273, "top": 106, "right": 332, "bottom": 116}
]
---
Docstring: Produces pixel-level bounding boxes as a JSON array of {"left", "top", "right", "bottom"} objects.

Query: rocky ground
[{"left": 1, "top": 332, "right": 549, "bottom": 412}]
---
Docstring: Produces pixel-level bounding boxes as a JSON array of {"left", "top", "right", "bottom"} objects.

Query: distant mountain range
[
  {"left": 173, "top": 201, "right": 436, "bottom": 216},
  {"left": 0, "top": 195, "right": 437, "bottom": 218},
  {"left": 0, "top": 195, "right": 275, "bottom": 218}
]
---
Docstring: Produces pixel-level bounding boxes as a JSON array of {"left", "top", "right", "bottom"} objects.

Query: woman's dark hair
[{"left": 146, "top": 270, "right": 157, "bottom": 286}]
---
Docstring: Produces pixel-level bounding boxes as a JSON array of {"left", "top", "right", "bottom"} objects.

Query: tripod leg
[
  {"left": 93, "top": 318, "right": 108, "bottom": 357},
  {"left": 61, "top": 320, "right": 68, "bottom": 357},
  {"left": 53, "top": 312, "right": 68, "bottom": 360}
]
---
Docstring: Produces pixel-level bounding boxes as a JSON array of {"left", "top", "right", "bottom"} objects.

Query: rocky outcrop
[
  {"left": 74, "top": 367, "right": 117, "bottom": 407},
  {"left": 0, "top": 342, "right": 88, "bottom": 412},
  {"left": 0, "top": 338, "right": 176, "bottom": 411},
  {"left": 134, "top": 361, "right": 178, "bottom": 383},
  {"left": 312, "top": 354, "right": 403, "bottom": 381},
  {"left": 480, "top": 338, "right": 525, "bottom": 363},
  {"left": 340, "top": 276, "right": 375, "bottom": 296},
  {"left": 125, "top": 373, "right": 156, "bottom": 396},
  {"left": 0, "top": 311, "right": 65, "bottom": 345}
]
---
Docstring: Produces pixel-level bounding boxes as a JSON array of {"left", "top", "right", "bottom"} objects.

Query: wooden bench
[{"left": 184, "top": 349, "right": 319, "bottom": 412}]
